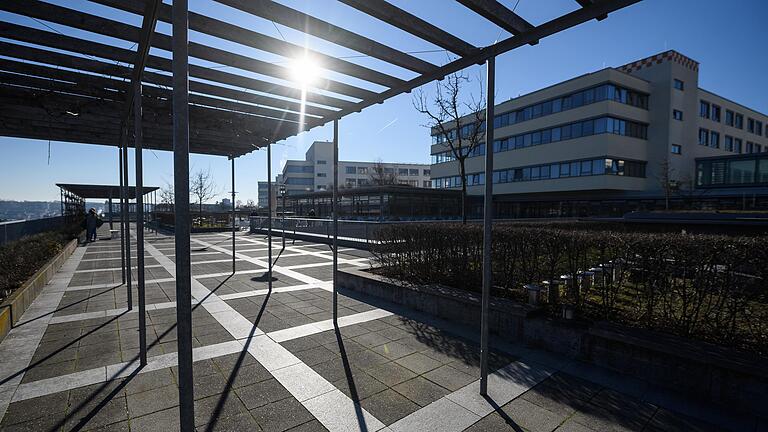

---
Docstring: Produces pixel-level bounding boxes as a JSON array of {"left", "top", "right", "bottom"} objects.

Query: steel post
[
  {"left": 231, "top": 156, "right": 236, "bottom": 273},
  {"left": 332, "top": 119, "right": 338, "bottom": 321},
  {"left": 134, "top": 83, "right": 147, "bottom": 366},
  {"left": 118, "top": 145, "right": 126, "bottom": 284},
  {"left": 172, "top": 0, "right": 194, "bottom": 428},
  {"left": 121, "top": 122, "right": 132, "bottom": 311},
  {"left": 267, "top": 144, "right": 273, "bottom": 292},
  {"left": 480, "top": 56, "right": 495, "bottom": 396}
]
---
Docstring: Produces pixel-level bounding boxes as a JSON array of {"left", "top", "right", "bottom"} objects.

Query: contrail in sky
[{"left": 377, "top": 118, "right": 397, "bottom": 133}]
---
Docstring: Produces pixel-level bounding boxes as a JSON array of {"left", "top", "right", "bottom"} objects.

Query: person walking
[{"left": 85, "top": 208, "right": 99, "bottom": 242}]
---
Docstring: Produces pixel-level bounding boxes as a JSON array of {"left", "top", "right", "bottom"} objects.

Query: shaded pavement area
[{"left": 0, "top": 225, "right": 758, "bottom": 431}]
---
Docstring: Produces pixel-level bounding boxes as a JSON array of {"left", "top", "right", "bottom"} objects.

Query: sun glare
[{"left": 290, "top": 55, "right": 321, "bottom": 86}]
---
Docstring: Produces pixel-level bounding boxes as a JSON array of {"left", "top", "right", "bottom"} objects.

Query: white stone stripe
[
  {"left": 0, "top": 247, "right": 86, "bottom": 422},
  {"left": 66, "top": 277, "right": 176, "bottom": 291},
  {"left": 282, "top": 258, "right": 370, "bottom": 270},
  {"left": 10, "top": 341, "right": 243, "bottom": 403},
  {"left": 75, "top": 264, "right": 164, "bottom": 273},
  {"left": 80, "top": 255, "right": 153, "bottom": 262},
  {"left": 222, "top": 233, "right": 367, "bottom": 266},
  {"left": 50, "top": 282, "right": 331, "bottom": 324},
  {"left": 268, "top": 309, "right": 393, "bottom": 343},
  {"left": 388, "top": 359, "right": 557, "bottom": 432},
  {"left": 183, "top": 238, "right": 387, "bottom": 431}
]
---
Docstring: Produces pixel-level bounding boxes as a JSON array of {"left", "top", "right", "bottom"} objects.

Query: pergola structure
[{"left": 0, "top": 1, "right": 640, "bottom": 429}]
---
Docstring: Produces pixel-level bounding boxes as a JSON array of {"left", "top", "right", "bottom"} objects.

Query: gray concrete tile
[{"left": 393, "top": 376, "right": 450, "bottom": 407}]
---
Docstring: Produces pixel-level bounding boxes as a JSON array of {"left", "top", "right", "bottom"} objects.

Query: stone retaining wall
[
  {"left": 0, "top": 238, "right": 78, "bottom": 342},
  {"left": 338, "top": 268, "right": 768, "bottom": 419}
]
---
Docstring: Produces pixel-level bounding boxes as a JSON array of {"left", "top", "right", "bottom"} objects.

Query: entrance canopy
[
  {"left": 56, "top": 183, "right": 159, "bottom": 199},
  {"left": 0, "top": 0, "right": 639, "bottom": 157}
]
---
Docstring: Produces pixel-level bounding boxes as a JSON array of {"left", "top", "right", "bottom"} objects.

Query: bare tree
[
  {"left": 369, "top": 159, "right": 399, "bottom": 186},
  {"left": 413, "top": 71, "right": 485, "bottom": 223},
  {"left": 159, "top": 182, "right": 174, "bottom": 212},
  {"left": 657, "top": 159, "right": 676, "bottom": 211},
  {"left": 190, "top": 168, "right": 218, "bottom": 217}
]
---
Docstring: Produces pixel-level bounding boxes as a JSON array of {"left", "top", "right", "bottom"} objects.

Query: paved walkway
[{"left": 0, "top": 226, "right": 756, "bottom": 431}]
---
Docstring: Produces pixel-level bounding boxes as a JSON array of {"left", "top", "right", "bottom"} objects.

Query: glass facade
[
  {"left": 433, "top": 157, "right": 646, "bottom": 188},
  {"left": 431, "top": 82, "right": 648, "bottom": 144},
  {"left": 432, "top": 116, "right": 648, "bottom": 164},
  {"left": 696, "top": 154, "right": 768, "bottom": 187}
]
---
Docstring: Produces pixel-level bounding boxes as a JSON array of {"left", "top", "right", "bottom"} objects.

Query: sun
[{"left": 289, "top": 55, "right": 321, "bottom": 86}]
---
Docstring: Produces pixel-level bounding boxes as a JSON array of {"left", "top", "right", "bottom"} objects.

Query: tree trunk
[{"left": 459, "top": 159, "right": 467, "bottom": 224}]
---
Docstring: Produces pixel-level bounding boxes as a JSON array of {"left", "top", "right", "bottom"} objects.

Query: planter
[
  {"left": 0, "top": 238, "right": 78, "bottom": 342},
  {"left": 338, "top": 267, "right": 768, "bottom": 419}
]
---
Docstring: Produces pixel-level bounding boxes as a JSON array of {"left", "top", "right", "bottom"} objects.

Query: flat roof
[{"left": 57, "top": 183, "right": 159, "bottom": 199}]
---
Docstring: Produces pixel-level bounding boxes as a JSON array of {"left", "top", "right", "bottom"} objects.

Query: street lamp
[{"left": 279, "top": 184, "right": 286, "bottom": 248}]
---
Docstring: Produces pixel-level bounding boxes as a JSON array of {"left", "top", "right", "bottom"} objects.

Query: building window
[
  {"left": 699, "top": 101, "right": 710, "bottom": 119},
  {"left": 725, "top": 110, "right": 734, "bottom": 126},
  {"left": 672, "top": 109, "right": 683, "bottom": 121},
  {"left": 698, "top": 128, "right": 709, "bottom": 146},
  {"left": 357, "top": 179, "right": 369, "bottom": 186},
  {"left": 345, "top": 166, "right": 356, "bottom": 174},
  {"left": 423, "top": 180, "right": 432, "bottom": 188},
  {"left": 756, "top": 121, "right": 763, "bottom": 136},
  {"left": 383, "top": 167, "right": 394, "bottom": 174},
  {"left": 711, "top": 105, "right": 721, "bottom": 122},
  {"left": 317, "top": 185, "right": 326, "bottom": 190},
  {"left": 746, "top": 142, "right": 754, "bottom": 153},
  {"left": 735, "top": 138, "right": 743, "bottom": 153},
  {"left": 724, "top": 135, "right": 734, "bottom": 152},
  {"left": 398, "top": 168, "right": 409, "bottom": 176},
  {"left": 710, "top": 131, "right": 720, "bottom": 148},
  {"left": 673, "top": 79, "right": 684, "bottom": 90},
  {"left": 316, "top": 160, "right": 327, "bottom": 165},
  {"left": 756, "top": 144, "right": 763, "bottom": 153},
  {"left": 748, "top": 118, "right": 755, "bottom": 133},
  {"left": 316, "top": 173, "right": 326, "bottom": 177},
  {"left": 671, "top": 144, "right": 682, "bottom": 154},
  {"left": 285, "top": 165, "right": 314, "bottom": 173},
  {"left": 357, "top": 167, "right": 368, "bottom": 175},
  {"left": 735, "top": 113, "right": 744, "bottom": 129},
  {"left": 409, "top": 169, "right": 419, "bottom": 176},
  {"left": 422, "top": 169, "right": 431, "bottom": 176}
]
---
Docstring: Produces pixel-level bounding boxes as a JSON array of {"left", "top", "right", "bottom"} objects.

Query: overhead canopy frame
[
  {"left": 56, "top": 183, "right": 159, "bottom": 200},
  {"left": 0, "top": 0, "right": 639, "bottom": 157}
]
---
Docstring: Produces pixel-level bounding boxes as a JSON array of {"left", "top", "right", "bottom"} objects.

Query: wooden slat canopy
[{"left": 0, "top": 0, "right": 640, "bottom": 157}]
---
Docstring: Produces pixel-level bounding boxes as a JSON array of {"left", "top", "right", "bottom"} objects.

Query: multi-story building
[
  {"left": 278, "top": 141, "right": 432, "bottom": 195},
  {"left": 257, "top": 174, "right": 282, "bottom": 208},
  {"left": 430, "top": 50, "right": 768, "bottom": 217}
]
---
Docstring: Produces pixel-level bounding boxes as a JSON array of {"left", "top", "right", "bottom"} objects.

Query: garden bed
[{"left": 339, "top": 267, "right": 768, "bottom": 417}]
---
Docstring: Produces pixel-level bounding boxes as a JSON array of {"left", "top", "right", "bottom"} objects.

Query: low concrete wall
[
  {"left": 338, "top": 268, "right": 534, "bottom": 341},
  {"left": 338, "top": 268, "right": 768, "bottom": 419},
  {"left": 0, "top": 238, "right": 78, "bottom": 342}
]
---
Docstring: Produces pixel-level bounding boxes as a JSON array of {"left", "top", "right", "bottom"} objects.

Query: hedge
[
  {"left": 371, "top": 223, "right": 768, "bottom": 356},
  {"left": 0, "top": 221, "right": 81, "bottom": 303}
]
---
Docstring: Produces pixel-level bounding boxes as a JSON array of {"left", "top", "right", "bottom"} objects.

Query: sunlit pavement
[{"left": 0, "top": 225, "right": 750, "bottom": 432}]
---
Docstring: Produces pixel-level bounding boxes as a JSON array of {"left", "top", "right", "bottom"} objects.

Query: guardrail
[{"left": 0, "top": 216, "right": 65, "bottom": 246}]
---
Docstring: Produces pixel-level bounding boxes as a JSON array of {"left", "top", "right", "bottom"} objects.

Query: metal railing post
[
  {"left": 134, "top": 82, "right": 147, "bottom": 366},
  {"left": 332, "top": 119, "right": 339, "bottom": 321},
  {"left": 267, "top": 144, "right": 273, "bottom": 292}
]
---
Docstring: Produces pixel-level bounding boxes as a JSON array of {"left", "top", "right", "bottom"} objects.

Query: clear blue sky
[{"left": 1, "top": 0, "right": 766, "bottom": 203}]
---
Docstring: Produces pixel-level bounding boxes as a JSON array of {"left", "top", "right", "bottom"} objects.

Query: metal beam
[
  {"left": 457, "top": 0, "right": 534, "bottom": 35},
  {"left": 172, "top": 0, "right": 195, "bottom": 429},
  {"left": 215, "top": 0, "right": 437, "bottom": 74},
  {"left": 338, "top": 0, "right": 478, "bottom": 56},
  {"left": 267, "top": 144, "right": 273, "bottom": 293},
  {"left": 575, "top": 0, "right": 608, "bottom": 20},
  {"left": 134, "top": 83, "right": 148, "bottom": 366},
  {"left": 479, "top": 56, "right": 495, "bottom": 396},
  {"left": 122, "top": 0, "right": 162, "bottom": 126},
  {"left": 118, "top": 145, "right": 126, "bottom": 285},
  {"left": 309, "top": 0, "right": 640, "bottom": 129},
  {"left": 91, "top": 0, "right": 404, "bottom": 89}
]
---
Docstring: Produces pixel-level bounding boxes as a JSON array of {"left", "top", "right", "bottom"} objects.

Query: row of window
[
  {"left": 431, "top": 116, "right": 649, "bottom": 164},
  {"left": 433, "top": 158, "right": 647, "bottom": 188},
  {"left": 285, "top": 177, "right": 314, "bottom": 185},
  {"left": 342, "top": 166, "right": 429, "bottom": 176},
  {"left": 697, "top": 157, "right": 768, "bottom": 186},
  {"left": 698, "top": 128, "right": 766, "bottom": 154},
  {"left": 701, "top": 100, "right": 767, "bottom": 138},
  {"left": 431, "top": 83, "right": 649, "bottom": 144},
  {"left": 284, "top": 165, "right": 314, "bottom": 174}
]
